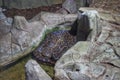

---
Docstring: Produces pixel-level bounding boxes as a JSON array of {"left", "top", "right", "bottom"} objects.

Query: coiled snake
[{"left": 32, "top": 30, "right": 76, "bottom": 64}]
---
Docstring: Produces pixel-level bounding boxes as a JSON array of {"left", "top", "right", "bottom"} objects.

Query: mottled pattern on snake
[{"left": 33, "top": 30, "right": 76, "bottom": 64}]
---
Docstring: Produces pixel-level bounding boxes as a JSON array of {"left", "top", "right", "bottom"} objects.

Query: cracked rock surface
[
  {"left": 25, "top": 59, "right": 52, "bottom": 80},
  {"left": 54, "top": 8, "right": 120, "bottom": 80},
  {"left": 0, "top": 12, "right": 77, "bottom": 67}
]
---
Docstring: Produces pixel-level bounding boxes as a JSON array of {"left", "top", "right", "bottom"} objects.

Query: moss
[
  {"left": 40, "top": 63, "right": 54, "bottom": 78},
  {"left": 0, "top": 26, "right": 72, "bottom": 80},
  {"left": 0, "top": 54, "right": 54, "bottom": 80},
  {"left": 0, "top": 56, "right": 30, "bottom": 80}
]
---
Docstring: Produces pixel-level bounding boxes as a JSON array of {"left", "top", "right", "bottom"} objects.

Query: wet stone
[{"left": 32, "top": 30, "right": 77, "bottom": 65}]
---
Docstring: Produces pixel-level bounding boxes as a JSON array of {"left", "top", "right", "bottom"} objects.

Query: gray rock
[
  {"left": 25, "top": 59, "right": 52, "bottom": 80},
  {"left": 82, "top": 9, "right": 101, "bottom": 42},
  {"left": 54, "top": 8, "right": 120, "bottom": 80},
  {"left": 0, "top": 7, "right": 13, "bottom": 25},
  {"left": 0, "top": 8, "right": 6, "bottom": 20},
  {"left": 62, "top": 0, "right": 77, "bottom": 14},
  {"left": 0, "top": 12, "right": 77, "bottom": 67},
  {"left": 56, "top": 8, "right": 69, "bottom": 14},
  {"left": 76, "top": 13, "right": 91, "bottom": 41}
]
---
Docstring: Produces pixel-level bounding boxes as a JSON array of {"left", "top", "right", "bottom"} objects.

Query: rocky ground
[
  {"left": 90, "top": 0, "right": 120, "bottom": 14},
  {"left": 0, "top": 0, "right": 120, "bottom": 80}
]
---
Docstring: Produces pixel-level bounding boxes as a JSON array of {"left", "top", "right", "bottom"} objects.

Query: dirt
[
  {"left": 90, "top": 0, "right": 120, "bottom": 14},
  {"left": 3, "top": 4, "right": 62, "bottom": 20}
]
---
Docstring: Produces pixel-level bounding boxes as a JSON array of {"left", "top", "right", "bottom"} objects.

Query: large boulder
[
  {"left": 62, "top": 0, "right": 77, "bottom": 14},
  {"left": 56, "top": 0, "right": 92, "bottom": 14},
  {"left": 0, "top": 12, "right": 77, "bottom": 67},
  {"left": 0, "top": 7, "right": 13, "bottom": 25},
  {"left": 76, "top": 13, "right": 91, "bottom": 41},
  {"left": 25, "top": 59, "right": 52, "bottom": 80},
  {"left": 54, "top": 8, "right": 120, "bottom": 80},
  {"left": 79, "top": 7, "right": 120, "bottom": 41}
]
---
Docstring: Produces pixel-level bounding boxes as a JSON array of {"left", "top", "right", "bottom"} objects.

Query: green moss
[
  {"left": 0, "top": 55, "right": 54, "bottom": 80},
  {"left": 40, "top": 27, "right": 60, "bottom": 44},
  {"left": 0, "top": 26, "right": 72, "bottom": 80},
  {"left": 40, "top": 64, "right": 54, "bottom": 78},
  {"left": 0, "top": 56, "right": 30, "bottom": 80}
]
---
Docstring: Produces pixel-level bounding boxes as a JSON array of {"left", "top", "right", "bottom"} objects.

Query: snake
[{"left": 32, "top": 30, "right": 77, "bottom": 65}]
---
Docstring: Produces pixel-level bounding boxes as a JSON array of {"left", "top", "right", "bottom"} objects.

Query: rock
[
  {"left": 79, "top": 7, "right": 120, "bottom": 41},
  {"left": 56, "top": 0, "right": 92, "bottom": 14},
  {"left": 76, "top": 13, "right": 91, "bottom": 41},
  {"left": 69, "top": 9, "right": 100, "bottom": 41},
  {"left": 83, "top": 9, "right": 101, "bottom": 41},
  {"left": 0, "top": 7, "right": 13, "bottom": 26},
  {"left": 25, "top": 59, "right": 52, "bottom": 80},
  {"left": 40, "top": 12, "right": 77, "bottom": 28},
  {"left": 54, "top": 8, "right": 120, "bottom": 80},
  {"left": 55, "top": 42, "right": 120, "bottom": 80},
  {"left": 56, "top": 8, "right": 69, "bottom": 14},
  {"left": 0, "top": 8, "right": 6, "bottom": 20},
  {"left": 0, "top": 12, "right": 77, "bottom": 67},
  {"left": 62, "top": 0, "right": 77, "bottom": 14}
]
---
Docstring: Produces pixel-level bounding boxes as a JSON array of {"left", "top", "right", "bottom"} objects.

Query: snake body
[{"left": 32, "top": 30, "right": 76, "bottom": 64}]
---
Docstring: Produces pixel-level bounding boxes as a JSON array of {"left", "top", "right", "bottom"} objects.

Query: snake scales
[{"left": 32, "top": 30, "right": 76, "bottom": 64}]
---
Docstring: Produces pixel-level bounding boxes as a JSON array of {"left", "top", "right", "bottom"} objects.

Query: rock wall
[
  {"left": 0, "top": 12, "right": 77, "bottom": 67},
  {"left": 54, "top": 8, "right": 120, "bottom": 80}
]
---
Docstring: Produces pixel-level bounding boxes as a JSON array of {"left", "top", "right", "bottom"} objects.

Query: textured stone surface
[
  {"left": 79, "top": 7, "right": 120, "bottom": 41},
  {"left": 25, "top": 59, "right": 52, "bottom": 80},
  {"left": 62, "top": 0, "right": 77, "bottom": 14},
  {"left": 54, "top": 8, "right": 120, "bottom": 80},
  {"left": 56, "top": 0, "right": 92, "bottom": 14},
  {"left": 0, "top": 12, "right": 77, "bottom": 67},
  {"left": 90, "top": 0, "right": 120, "bottom": 14},
  {"left": 76, "top": 13, "right": 91, "bottom": 41},
  {"left": 0, "top": 7, "right": 13, "bottom": 26}
]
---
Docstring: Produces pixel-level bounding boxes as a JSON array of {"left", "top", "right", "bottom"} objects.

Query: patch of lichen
[{"left": 0, "top": 54, "right": 54, "bottom": 80}]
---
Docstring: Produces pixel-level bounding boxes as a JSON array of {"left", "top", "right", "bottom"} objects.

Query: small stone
[{"left": 25, "top": 59, "right": 52, "bottom": 80}]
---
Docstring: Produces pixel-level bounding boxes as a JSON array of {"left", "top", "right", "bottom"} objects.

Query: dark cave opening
[{"left": 69, "top": 12, "right": 91, "bottom": 41}]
